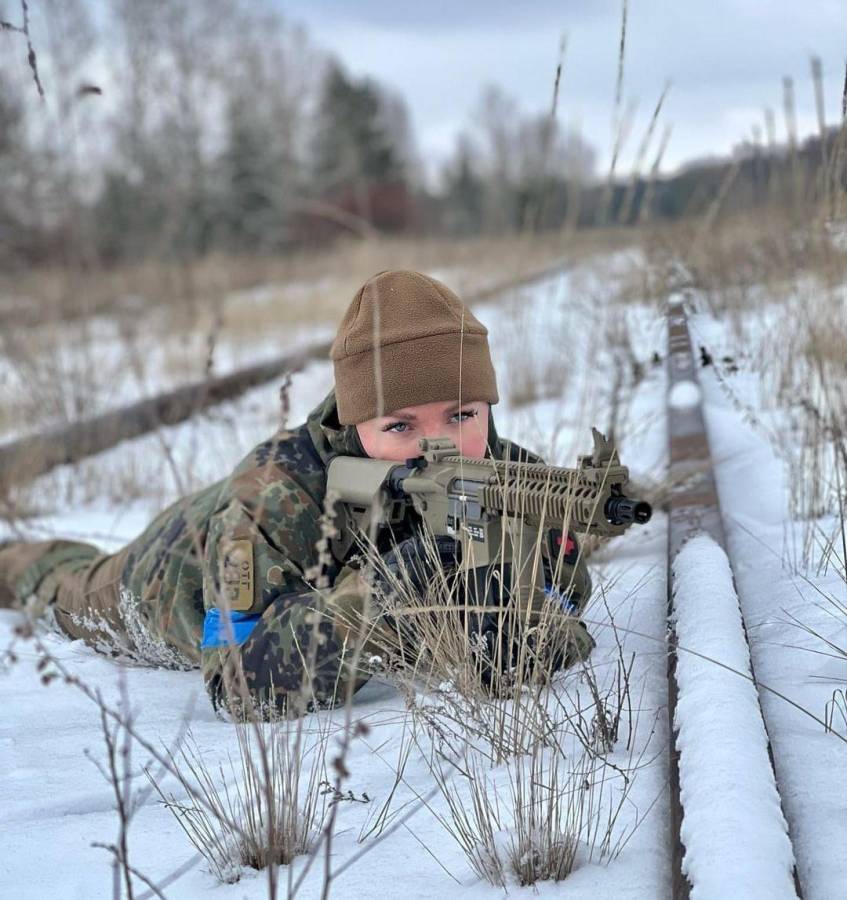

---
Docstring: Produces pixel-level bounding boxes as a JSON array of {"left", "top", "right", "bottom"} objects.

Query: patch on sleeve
[
  {"left": 220, "top": 539, "right": 254, "bottom": 611},
  {"left": 200, "top": 608, "right": 260, "bottom": 649},
  {"left": 548, "top": 528, "right": 578, "bottom": 565}
]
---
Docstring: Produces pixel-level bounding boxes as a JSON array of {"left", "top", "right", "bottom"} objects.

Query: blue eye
[
  {"left": 382, "top": 421, "right": 410, "bottom": 434},
  {"left": 451, "top": 409, "right": 478, "bottom": 424}
]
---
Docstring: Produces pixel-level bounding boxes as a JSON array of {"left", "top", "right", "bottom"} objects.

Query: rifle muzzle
[{"left": 604, "top": 495, "right": 652, "bottom": 525}]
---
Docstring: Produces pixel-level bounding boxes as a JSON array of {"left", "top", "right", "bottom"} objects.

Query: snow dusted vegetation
[
  {"left": 691, "top": 298, "right": 847, "bottom": 897},
  {"left": 3, "top": 257, "right": 847, "bottom": 897}
]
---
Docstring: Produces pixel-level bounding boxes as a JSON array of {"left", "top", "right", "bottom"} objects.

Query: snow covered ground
[{"left": 5, "top": 258, "right": 845, "bottom": 897}]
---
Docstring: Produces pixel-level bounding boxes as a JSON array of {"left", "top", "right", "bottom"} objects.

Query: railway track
[{"left": 665, "top": 292, "right": 804, "bottom": 898}]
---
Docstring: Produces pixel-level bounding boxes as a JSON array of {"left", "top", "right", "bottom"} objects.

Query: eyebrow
[{"left": 387, "top": 402, "right": 474, "bottom": 422}]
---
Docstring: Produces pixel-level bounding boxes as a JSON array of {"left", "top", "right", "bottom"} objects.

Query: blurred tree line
[
  {"left": 1, "top": 0, "right": 843, "bottom": 272},
  {"left": 0, "top": 0, "right": 601, "bottom": 269}
]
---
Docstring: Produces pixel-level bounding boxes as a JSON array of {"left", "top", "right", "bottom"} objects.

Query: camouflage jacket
[{"left": 115, "top": 391, "right": 592, "bottom": 716}]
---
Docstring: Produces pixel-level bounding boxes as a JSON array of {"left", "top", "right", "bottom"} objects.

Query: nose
[{"left": 411, "top": 414, "right": 445, "bottom": 441}]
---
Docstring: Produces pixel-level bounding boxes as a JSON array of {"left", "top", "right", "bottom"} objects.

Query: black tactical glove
[
  {"left": 369, "top": 533, "right": 460, "bottom": 601},
  {"left": 459, "top": 559, "right": 593, "bottom": 687},
  {"left": 452, "top": 561, "right": 518, "bottom": 687},
  {"left": 470, "top": 606, "right": 593, "bottom": 688}
]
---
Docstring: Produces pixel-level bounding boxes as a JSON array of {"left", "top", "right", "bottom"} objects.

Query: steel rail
[{"left": 665, "top": 290, "right": 804, "bottom": 898}]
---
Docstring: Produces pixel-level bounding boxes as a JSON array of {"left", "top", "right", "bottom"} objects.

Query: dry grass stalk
[
  {"left": 356, "top": 712, "right": 418, "bottom": 843},
  {"left": 148, "top": 718, "right": 332, "bottom": 884},
  {"left": 825, "top": 689, "right": 847, "bottom": 736},
  {"left": 618, "top": 81, "right": 671, "bottom": 226},
  {"left": 345, "top": 514, "right": 594, "bottom": 762},
  {"left": 429, "top": 732, "right": 637, "bottom": 888}
]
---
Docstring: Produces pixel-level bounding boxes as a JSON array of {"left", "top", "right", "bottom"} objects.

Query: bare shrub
[
  {"left": 429, "top": 736, "right": 637, "bottom": 887},
  {"left": 148, "top": 717, "right": 332, "bottom": 884},
  {"left": 85, "top": 674, "right": 167, "bottom": 899},
  {"left": 416, "top": 602, "right": 650, "bottom": 887}
]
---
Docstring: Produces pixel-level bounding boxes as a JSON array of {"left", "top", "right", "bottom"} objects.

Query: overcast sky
[{"left": 280, "top": 0, "right": 846, "bottom": 181}]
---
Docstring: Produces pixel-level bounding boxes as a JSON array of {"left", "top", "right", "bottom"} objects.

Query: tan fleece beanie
[{"left": 331, "top": 270, "right": 499, "bottom": 425}]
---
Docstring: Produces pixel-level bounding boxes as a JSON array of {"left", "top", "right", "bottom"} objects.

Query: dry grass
[
  {"left": 429, "top": 737, "right": 636, "bottom": 888},
  {"left": 417, "top": 597, "right": 644, "bottom": 888},
  {"left": 148, "top": 720, "right": 332, "bottom": 884},
  {"left": 358, "top": 524, "right": 587, "bottom": 668},
  {"left": 692, "top": 217, "right": 845, "bottom": 310},
  {"left": 685, "top": 225, "right": 847, "bottom": 539},
  {"left": 0, "top": 228, "right": 632, "bottom": 456},
  {"left": 641, "top": 103, "right": 847, "bottom": 733},
  {"left": 1, "top": 230, "right": 628, "bottom": 332},
  {"left": 641, "top": 137, "right": 847, "bottom": 543},
  {"left": 335, "top": 495, "right": 635, "bottom": 758},
  {"left": 335, "top": 531, "right": 646, "bottom": 888}
]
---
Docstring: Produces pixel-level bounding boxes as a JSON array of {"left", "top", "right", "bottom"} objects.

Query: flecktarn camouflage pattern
[{"left": 0, "top": 391, "right": 593, "bottom": 718}]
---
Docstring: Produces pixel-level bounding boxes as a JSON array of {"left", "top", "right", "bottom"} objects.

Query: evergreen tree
[
  {"left": 221, "top": 96, "right": 287, "bottom": 250},
  {"left": 0, "top": 78, "right": 28, "bottom": 263},
  {"left": 442, "top": 135, "right": 484, "bottom": 235},
  {"left": 312, "top": 63, "right": 403, "bottom": 192}
]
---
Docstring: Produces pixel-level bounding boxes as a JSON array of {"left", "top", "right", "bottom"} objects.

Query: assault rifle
[{"left": 326, "top": 429, "right": 651, "bottom": 612}]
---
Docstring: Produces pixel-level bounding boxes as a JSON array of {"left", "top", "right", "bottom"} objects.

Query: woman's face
[{"left": 356, "top": 400, "right": 490, "bottom": 461}]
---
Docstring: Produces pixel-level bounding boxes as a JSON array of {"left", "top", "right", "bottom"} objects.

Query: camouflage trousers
[{"left": 0, "top": 540, "right": 137, "bottom": 650}]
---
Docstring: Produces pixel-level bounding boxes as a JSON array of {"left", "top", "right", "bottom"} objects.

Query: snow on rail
[
  {"left": 672, "top": 533, "right": 797, "bottom": 900},
  {"left": 666, "top": 293, "right": 803, "bottom": 897}
]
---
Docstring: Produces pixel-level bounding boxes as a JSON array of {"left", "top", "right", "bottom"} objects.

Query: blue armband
[
  {"left": 545, "top": 584, "right": 579, "bottom": 615},
  {"left": 200, "top": 608, "right": 261, "bottom": 649}
]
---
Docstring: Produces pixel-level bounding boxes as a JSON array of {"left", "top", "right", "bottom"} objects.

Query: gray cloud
[{"left": 281, "top": 0, "right": 846, "bottom": 179}]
